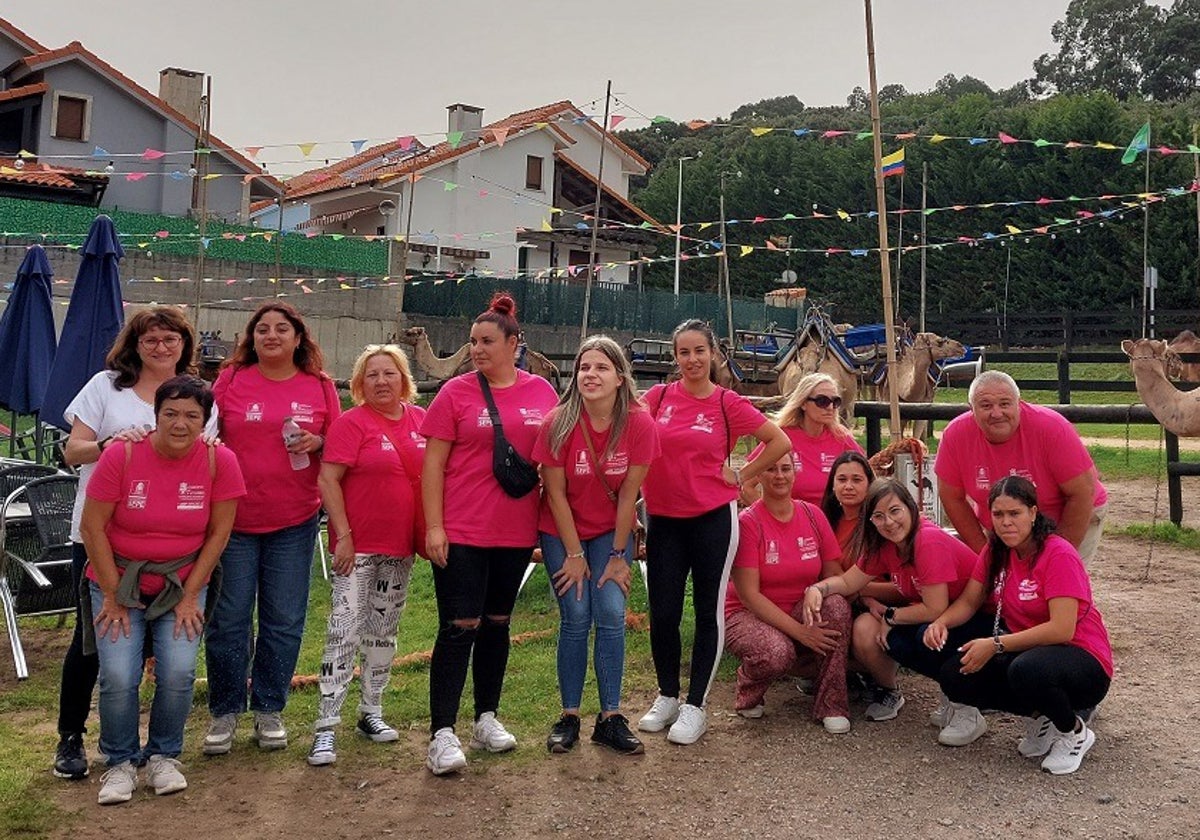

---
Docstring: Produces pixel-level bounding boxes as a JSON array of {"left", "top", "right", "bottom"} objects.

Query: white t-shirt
[{"left": 64, "top": 371, "right": 220, "bottom": 542}]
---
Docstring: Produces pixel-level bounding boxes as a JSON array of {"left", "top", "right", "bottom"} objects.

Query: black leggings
[
  {"left": 646, "top": 502, "right": 737, "bottom": 708},
  {"left": 938, "top": 644, "right": 1110, "bottom": 732},
  {"left": 428, "top": 543, "right": 532, "bottom": 735},
  {"left": 57, "top": 543, "right": 99, "bottom": 735}
]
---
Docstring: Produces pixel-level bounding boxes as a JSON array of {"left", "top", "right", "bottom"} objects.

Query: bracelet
[
  {"left": 97, "top": 436, "right": 113, "bottom": 452},
  {"left": 336, "top": 529, "right": 352, "bottom": 540},
  {"left": 566, "top": 550, "right": 585, "bottom": 560},
  {"left": 609, "top": 547, "right": 627, "bottom": 559}
]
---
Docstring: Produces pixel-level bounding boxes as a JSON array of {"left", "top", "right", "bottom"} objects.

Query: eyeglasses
[
  {"left": 869, "top": 505, "right": 909, "bottom": 525},
  {"left": 806, "top": 395, "right": 843, "bottom": 409},
  {"left": 139, "top": 335, "right": 183, "bottom": 350}
]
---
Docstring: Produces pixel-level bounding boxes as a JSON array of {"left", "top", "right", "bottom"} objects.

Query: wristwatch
[
  {"left": 883, "top": 607, "right": 897, "bottom": 626},
  {"left": 993, "top": 635, "right": 1006, "bottom": 654}
]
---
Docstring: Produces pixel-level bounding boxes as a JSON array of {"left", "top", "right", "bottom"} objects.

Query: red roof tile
[
  {"left": 553, "top": 151, "right": 662, "bottom": 229},
  {"left": 0, "top": 157, "right": 107, "bottom": 190},
  {"left": 8, "top": 42, "right": 282, "bottom": 195},
  {"left": 0, "top": 81, "right": 46, "bottom": 104},
  {"left": 0, "top": 17, "right": 47, "bottom": 53}
]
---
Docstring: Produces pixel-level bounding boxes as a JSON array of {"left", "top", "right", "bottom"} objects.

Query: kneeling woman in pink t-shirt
[
  {"left": 724, "top": 452, "right": 852, "bottom": 733},
  {"left": 307, "top": 345, "right": 427, "bottom": 766},
  {"left": 534, "top": 336, "right": 660, "bottom": 755},
  {"left": 926, "top": 476, "right": 1113, "bottom": 775},
  {"left": 82, "top": 376, "right": 245, "bottom": 804},
  {"left": 802, "top": 479, "right": 979, "bottom": 731}
]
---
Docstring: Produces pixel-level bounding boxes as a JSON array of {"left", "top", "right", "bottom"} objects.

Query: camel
[
  {"left": 398, "top": 326, "right": 473, "bottom": 380},
  {"left": 1168, "top": 330, "right": 1200, "bottom": 382},
  {"left": 1122, "top": 337, "right": 1200, "bottom": 437},
  {"left": 875, "top": 332, "right": 966, "bottom": 440},
  {"left": 398, "top": 325, "right": 562, "bottom": 390}
]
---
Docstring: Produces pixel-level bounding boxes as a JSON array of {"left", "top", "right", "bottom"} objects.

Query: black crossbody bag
[{"left": 477, "top": 371, "right": 540, "bottom": 498}]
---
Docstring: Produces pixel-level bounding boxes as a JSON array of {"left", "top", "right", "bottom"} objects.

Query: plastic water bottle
[{"left": 282, "top": 416, "right": 310, "bottom": 470}]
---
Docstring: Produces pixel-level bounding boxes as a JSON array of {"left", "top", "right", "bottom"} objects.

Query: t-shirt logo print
[
  {"left": 657, "top": 405, "right": 675, "bottom": 425},
  {"left": 574, "top": 450, "right": 591, "bottom": 476},
  {"left": 690, "top": 412, "right": 715, "bottom": 434},
  {"left": 177, "top": 482, "right": 206, "bottom": 510},
  {"left": 476, "top": 409, "right": 493, "bottom": 428},
  {"left": 765, "top": 539, "right": 780, "bottom": 565},
  {"left": 797, "top": 536, "right": 818, "bottom": 562},
  {"left": 1018, "top": 578, "right": 1039, "bottom": 601},
  {"left": 974, "top": 466, "right": 990, "bottom": 490},
  {"left": 127, "top": 480, "right": 148, "bottom": 510},
  {"left": 245, "top": 402, "right": 263, "bottom": 422}
]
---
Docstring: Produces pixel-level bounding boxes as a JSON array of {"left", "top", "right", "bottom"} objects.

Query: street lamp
[
  {"left": 674, "top": 155, "right": 696, "bottom": 296},
  {"left": 378, "top": 199, "right": 397, "bottom": 276}
]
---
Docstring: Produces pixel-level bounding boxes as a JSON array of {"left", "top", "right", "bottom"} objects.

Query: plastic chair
[
  {"left": 0, "top": 463, "right": 60, "bottom": 501},
  {"left": 0, "top": 474, "right": 78, "bottom": 679}
]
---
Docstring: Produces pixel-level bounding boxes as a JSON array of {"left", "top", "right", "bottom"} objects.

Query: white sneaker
[
  {"left": 97, "top": 761, "right": 137, "bottom": 805},
  {"left": 929, "top": 693, "right": 953, "bottom": 728},
  {"left": 937, "top": 704, "right": 987, "bottom": 747},
  {"left": 736, "top": 704, "right": 764, "bottom": 719},
  {"left": 1018, "top": 715, "right": 1056, "bottom": 758},
  {"left": 469, "top": 712, "right": 517, "bottom": 752},
  {"left": 254, "top": 711, "right": 288, "bottom": 750},
  {"left": 145, "top": 755, "right": 188, "bottom": 796},
  {"left": 864, "top": 687, "right": 905, "bottom": 721},
  {"left": 426, "top": 727, "right": 467, "bottom": 775},
  {"left": 202, "top": 713, "right": 238, "bottom": 755},
  {"left": 1041, "top": 719, "right": 1095, "bottom": 775},
  {"left": 638, "top": 695, "right": 680, "bottom": 732},
  {"left": 823, "top": 716, "right": 852, "bottom": 734},
  {"left": 307, "top": 730, "right": 337, "bottom": 766},
  {"left": 666, "top": 703, "right": 707, "bottom": 745}
]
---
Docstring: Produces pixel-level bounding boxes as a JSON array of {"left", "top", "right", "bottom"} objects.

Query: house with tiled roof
[
  {"left": 0, "top": 15, "right": 281, "bottom": 217},
  {"left": 283, "top": 101, "right": 661, "bottom": 284}
]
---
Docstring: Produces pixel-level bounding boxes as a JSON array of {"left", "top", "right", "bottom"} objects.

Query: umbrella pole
[
  {"left": 34, "top": 411, "right": 44, "bottom": 464},
  {"left": 7, "top": 409, "right": 14, "bottom": 458}
]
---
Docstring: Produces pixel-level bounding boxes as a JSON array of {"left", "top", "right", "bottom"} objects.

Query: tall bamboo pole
[
  {"left": 864, "top": 0, "right": 901, "bottom": 440},
  {"left": 920, "top": 161, "right": 928, "bottom": 332}
]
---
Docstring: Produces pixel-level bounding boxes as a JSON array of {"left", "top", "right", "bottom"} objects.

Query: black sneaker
[
  {"left": 546, "top": 714, "right": 580, "bottom": 753},
  {"left": 591, "top": 714, "right": 644, "bottom": 755},
  {"left": 53, "top": 733, "right": 89, "bottom": 780}
]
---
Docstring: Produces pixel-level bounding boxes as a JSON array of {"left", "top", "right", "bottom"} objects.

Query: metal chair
[
  {"left": 0, "top": 463, "right": 60, "bottom": 501},
  {"left": 0, "top": 474, "right": 78, "bottom": 679}
]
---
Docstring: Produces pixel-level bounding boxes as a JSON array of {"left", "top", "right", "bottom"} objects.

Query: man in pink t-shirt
[{"left": 935, "top": 371, "right": 1107, "bottom": 560}]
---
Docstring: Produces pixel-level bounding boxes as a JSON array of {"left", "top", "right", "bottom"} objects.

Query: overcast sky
[{"left": 14, "top": 2, "right": 1116, "bottom": 177}]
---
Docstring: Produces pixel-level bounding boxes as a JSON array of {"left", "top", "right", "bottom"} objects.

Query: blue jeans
[
  {"left": 540, "top": 531, "right": 627, "bottom": 712},
  {"left": 90, "top": 581, "right": 206, "bottom": 766},
  {"left": 205, "top": 513, "right": 319, "bottom": 716}
]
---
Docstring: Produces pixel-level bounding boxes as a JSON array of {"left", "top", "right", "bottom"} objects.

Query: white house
[{"left": 283, "top": 101, "right": 662, "bottom": 284}]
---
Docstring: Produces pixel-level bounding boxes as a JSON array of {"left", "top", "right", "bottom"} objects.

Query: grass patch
[{"left": 1115, "top": 522, "right": 1200, "bottom": 549}]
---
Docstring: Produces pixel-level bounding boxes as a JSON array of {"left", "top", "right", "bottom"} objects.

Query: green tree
[
  {"left": 1142, "top": 0, "right": 1200, "bottom": 100},
  {"left": 1032, "top": 0, "right": 1164, "bottom": 100}
]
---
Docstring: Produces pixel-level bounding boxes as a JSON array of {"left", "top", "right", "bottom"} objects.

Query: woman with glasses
[
  {"left": 801, "top": 479, "right": 979, "bottom": 737},
  {"left": 745, "top": 373, "right": 862, "bottom": 506},
  {"left": 52, "top": 306, "right": 216, "bottom": 782}
]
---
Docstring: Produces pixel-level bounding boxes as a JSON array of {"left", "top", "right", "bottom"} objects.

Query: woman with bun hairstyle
[
  {"left": 203, "top": 302, "right": 340, "bottom": 756},
  {"left": 927, "top": 476, "right": 1112, "bottom": 773},
  {"left": 637, "top": 319, "right": 790, "bottom": 746},
  {"left": 421, "top": 293, "right": 558, "bottom": 775},
  {"left": 534, "top": 335, "right": 659, "bottom": 755}
]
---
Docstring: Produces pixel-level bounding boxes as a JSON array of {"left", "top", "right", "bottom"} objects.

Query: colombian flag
[{"left": 881, "top": 147, "right": 905, "bottom": 178}]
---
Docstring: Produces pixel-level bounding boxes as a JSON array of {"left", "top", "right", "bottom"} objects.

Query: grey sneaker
[
  {"left": 145, "top": 755, "right": 188, "bottom": 796},
  {"left": 937, "top": 704, "right": 987, "bottom": 747},
  {"left": 97, "top": 761, "right": 137, "bottom": 805},
  {"left": 254, "top": 711, "right": 288, "bottom": 750},
  {"left": 1018, "top": 715, "right": 1056, "bottom": 758},
  {"left": 202, "top": 714, "right": 238, "bottom": 755},
  {"left": 864, "top": 687, "right": 905, "bottom": 721},
  {"left": 1041, "top": 719, "right": 1095, "bottom": 775}
]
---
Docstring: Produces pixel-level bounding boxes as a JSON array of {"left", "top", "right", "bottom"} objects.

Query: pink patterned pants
[{"left": 724, "top": 594, "right": 851, "bottom": 719}]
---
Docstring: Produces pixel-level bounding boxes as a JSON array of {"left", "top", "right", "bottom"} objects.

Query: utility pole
[
  {"left": 192, "top": 75, "right": 212, "bottom": 329},
  {"left": 393, "top": 174, "right": 416, "bottom": 341},
  {"left": 580, "top": 80, "right": 612, "bottom": 341},
  {"left": 920, "top": 162, "right": 928, "bottom": 332}
]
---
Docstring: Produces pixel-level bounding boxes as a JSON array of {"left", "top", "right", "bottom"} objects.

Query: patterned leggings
[
  {"left": 314, "top": 554, "right": 414, "bottom": 729},
  {"left": 724, "top": 595, "right": 852, "bottom": 719}
]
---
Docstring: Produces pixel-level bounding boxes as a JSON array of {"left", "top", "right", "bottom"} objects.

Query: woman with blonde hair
[
  {"left": 533, "top": 335, "right": 659, "bottom": 754},
  {"left": 307, "top": 345, "right": 426, "bottom": 765},
  {"left": 745, "top": 372, "right": 862, "bottom": 506}
]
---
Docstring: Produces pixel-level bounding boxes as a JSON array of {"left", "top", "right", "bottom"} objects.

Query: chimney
[
  {"left": 159, "top": 68, "right": 205, "bottom": 123},
  {"left": 446, "top": 103, "right": 484, "bottom": 137}
]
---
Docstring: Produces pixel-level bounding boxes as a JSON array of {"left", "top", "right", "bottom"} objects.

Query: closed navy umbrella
[
  {"left": 40, "top": 215, "right": 125, "bottom": 432},
  {"left": 0, "top": 244, "right": 57, "bottom": 415}
]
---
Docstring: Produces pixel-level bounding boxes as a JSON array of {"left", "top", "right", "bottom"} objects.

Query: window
[
  {"left": 51, "top": 93, "right": 90, "bottom": 141},
  {"left": 525, "top": 155, "right": 543, "bottom": 190}
]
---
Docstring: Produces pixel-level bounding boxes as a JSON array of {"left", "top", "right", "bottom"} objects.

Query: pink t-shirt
[
  {"left": 748, "top": 426, "right": 864, "bottom": 505},
  {"left": 85, "top": 438, "right": 246, "bottom": 597},
  {"left": 935, "top": 402, "right": 1107, "bottom": 530},
  {"left": 724, "top": 500, "right": 841, "bottom": 619},
  {"left": 858, "top": 519, "right": 977, "bottom": 604},
  {"left": 641, "top": 383, "right": 768, "bottom": 518},
  {"left": 421, "top": 370, "right": 558, "bottom": 547},
  {"left": 212, "top": 365, "right": 340, "bottom": 533},
  {"left": 323, "top": 403, "right": 427, "bottom": 557},
  {"left": 972, "top": 534, "right": 1113, "bottom": 677},
  {"left": 533, "top": 408, "right": 660, "bottom": 540}
]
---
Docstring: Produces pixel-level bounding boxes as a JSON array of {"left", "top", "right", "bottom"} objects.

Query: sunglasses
[{"left": 807, "top": 395, "right": 843, "bottom": 409}]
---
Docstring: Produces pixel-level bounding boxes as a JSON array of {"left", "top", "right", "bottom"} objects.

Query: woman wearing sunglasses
[
  {"left": 801, "top": 479, "right": 981, "bottom": 741},
  {"left": 746, "top": 373, "right": 862, "bottom": 506}
]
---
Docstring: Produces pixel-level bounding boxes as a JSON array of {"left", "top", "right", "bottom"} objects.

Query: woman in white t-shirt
[{"left": 52, "top": 306, "right": 215, "bottom": 783}]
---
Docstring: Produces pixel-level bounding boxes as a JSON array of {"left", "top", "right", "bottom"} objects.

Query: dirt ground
[{"left": 11, "top": 476, "right": 1200, "bottom": 840}]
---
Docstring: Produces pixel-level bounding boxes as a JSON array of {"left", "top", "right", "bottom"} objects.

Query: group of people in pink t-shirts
[{"left": 58, "top": 295, "right": 1114, "bottom": 805}]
